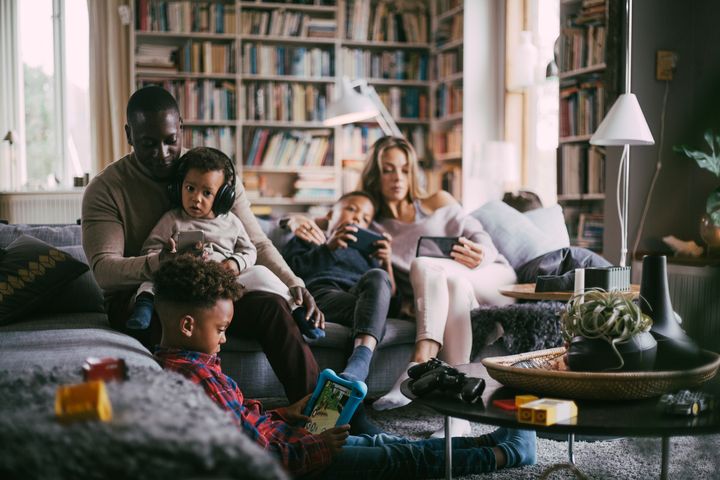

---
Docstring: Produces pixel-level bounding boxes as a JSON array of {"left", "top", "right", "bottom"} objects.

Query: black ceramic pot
[
  {"left": 640, "top": 255, "right": 701, "bottom": 370},
  {"left": 567, "top": 332, "right": 657, "bottom": 372}
]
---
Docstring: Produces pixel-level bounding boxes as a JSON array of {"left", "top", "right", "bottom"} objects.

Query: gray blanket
[{"left": 0, "top": 366, "right": 287, "bottom": 480}]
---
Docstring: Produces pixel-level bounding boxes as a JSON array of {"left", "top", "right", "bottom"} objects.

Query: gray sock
[{"left": 341, "top": 345, "right": 373, "bottom": 382}]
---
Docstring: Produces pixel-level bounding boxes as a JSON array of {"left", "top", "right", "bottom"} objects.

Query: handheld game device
[
  {"left": 303, "top": 369, "right": 367, "bottom": 433},
  {"left": 177, "top": 230, "right": 205, "bottom": 253},
  {"left": 415, "top": 236, "right": 459, "bottom": 259},
  {"left": 346, "top": 225, "right": 384, "bottom": 255}
]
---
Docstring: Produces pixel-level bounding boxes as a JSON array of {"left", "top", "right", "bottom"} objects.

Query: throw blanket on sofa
[
  {"left": 470, "top": 301, "right": 566, "bottom": 358},
  {"left": 0, "top": 366, "right": 288, "bottom": 480}
]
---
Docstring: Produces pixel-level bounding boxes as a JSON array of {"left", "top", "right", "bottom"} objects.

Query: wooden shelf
[
  {"left": 240, "top": 34, "right": 336, "bottom": 45},
  {"left": 135, "top": 70, "right": 237, "bottom": 80},
  {"left": 365, "top": 78, "right": 430, "bottom": 87},
  {"left": 557, "top": 193, "right": 606, "bottom": 201},
  {"left": 342, "top": 40, "right": 430, "bottom": 50},
  {"left": 239, "top": 2, "right": 337, "bottom": 13},
  {"left": 136, "top": 31, "right": 236, "bottom": 40},
  {"left": 436, "top": 72, "right": 463, "bottom": 84},
  {"left": 242, "top": 120, "right": 328, "bottom": 128},
  {"left": 243, "top": 166, "right": 335, "bottom": 174},
  {"left": 248, "top": 196, "right": 335, "bottom": 205},
  {"left": 241, "top": 74, "right": 335, "bottom": 83},
  {"left": 434, "top": 151, "right": 462, "bottom": 162},
  {"left": 434, "top": 112, "right": 463, "bottom": 124},
  {"left": 559, "top": 63, "right": 607, "bottom": 79},
  {"left": 435, "top": 38, "right": 463, "bottom": 53},
  {"left": 559, "top": 134, "right": 593, "bottom": 144},
  {"left": 183, "top": 120, "right": 237, "bottom": 127}
]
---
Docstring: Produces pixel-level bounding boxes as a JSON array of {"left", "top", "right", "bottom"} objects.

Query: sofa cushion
[
  {"left": 0, "top": 235, "right": 89, "bottom": 325},
  {"left": 34, "top": 245, "right": 105, "bottom": 315},
  {"left": 471, "top": 201, "right": 570, "bottom": 270},
  {"left": 0, "top": 223, "right": 81, "bottom": 248}
]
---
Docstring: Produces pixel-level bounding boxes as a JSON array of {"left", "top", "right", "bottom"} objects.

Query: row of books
[
  {"left": 560, "top": 24, "right": 606, "bottom": 72},
  {"left": 242, "top": 82, "right": 331, "bottom": 122},
  {"left": 183, "top": 127, "right": 236, "bottom": 158},
  {"left": 241, "top": 10, "right": 337, "bottom": 38},
  {"left": 435, "top": 11, "right": 462, "bottom": 47},
  {"left": 558, "top": 145, "right": 605, "bottom": 195},
  {"left": 441, "top": 166, "right": 462, "bottom": 200},
  {"left": 345, "top": 0, "right": 428, "bottom": 43},
  {"left": 435, "top": 51, "right": 462, "bottom": 78},
  {"left": 338, "top": 125, "right": 427, "bottom": 160},
  {"left": 435, "top": 83, "right": 463, "bottom": 118},
  {"left": 431, "top": 123, "right": 462, "bottom": 157},
  {"left": 243, "top": 128, "right": 333, "bottom": 168},
  {"left": 242, "top": 44, "right": 334, "bottom": 77},
  {"left": 376, "top": 87, "right": 428, "bottom": 120},
  {"left": 136, "top": 0, "right": 236, "bottom": 34},
  {"left": 559, "top": 80, "right": 605, "bottom": 137},
  {"left": 436, "top": 0, "right": 462, "bottom": 16},
  {"left": 137, "top": 79, "right": 236, "bottom": 120},
  {"left": 575, "top": 212, "right": 604, "bottom": 250},
  {"left": 294, "top": 172, "right": 337, "bottom": 202},
  {"left": 136, "top": 41, "right": 236, "bottom": 74},
  {"left": 340, "top": 48, "right": 429, "bottom": 81}
]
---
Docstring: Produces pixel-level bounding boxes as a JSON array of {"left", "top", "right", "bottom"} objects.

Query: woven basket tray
[{"left": 481, "top": 347, "right": 720, "bottom": 400}]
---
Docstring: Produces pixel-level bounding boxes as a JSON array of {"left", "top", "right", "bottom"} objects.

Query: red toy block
[
  {"left": 492, "top": 399, "right": 518, "bottom": 411},
  {"left": 82, "top": 357, "right": 127, "bottom": 382}
]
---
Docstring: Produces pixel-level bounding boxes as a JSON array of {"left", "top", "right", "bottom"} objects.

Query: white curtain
[
  {"left": 87, "top": 0, "right": 131, "bottom": 173},
  {"left": 0, "top": 0, "right": 24, "bottom": 190}
]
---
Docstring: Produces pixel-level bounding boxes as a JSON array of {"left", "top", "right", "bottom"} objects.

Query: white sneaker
[{"left": 430, "top": 418, "right": 472, "bottom": 438}]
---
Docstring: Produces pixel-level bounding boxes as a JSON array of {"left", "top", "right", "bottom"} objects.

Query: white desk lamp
[
  {"left": 324, "top": 76, "right": 403, "bottom": 137},
  {"left": 589, "top": 0, "right": 654, "bottom": 268}
]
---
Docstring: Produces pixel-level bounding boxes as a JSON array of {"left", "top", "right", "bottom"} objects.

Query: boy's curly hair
[
  {"left": 153, "top": 255, "right": 242, "bottom": 309},
  {"left": 177, "top": 146, "right": 234, "bottom": 184}
]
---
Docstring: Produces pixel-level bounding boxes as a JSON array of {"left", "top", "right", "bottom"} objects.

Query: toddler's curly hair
[{"left": 153, "top": 255, "right": 242, "bottom": 309}]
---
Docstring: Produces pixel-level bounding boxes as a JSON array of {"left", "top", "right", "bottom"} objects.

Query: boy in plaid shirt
[{"left": 153, "top": 256, "right": 536, "bottom": 479}]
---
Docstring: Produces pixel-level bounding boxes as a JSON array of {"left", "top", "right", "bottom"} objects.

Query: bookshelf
[
  {"left": 428, "top": 0, "right": 463, "bottom": 200},
  {"left": 557, "top": 0, "right": 622, "bottom": 251},
  {"left": 132, "top": 0, "right": 445, "bottom": 213}
]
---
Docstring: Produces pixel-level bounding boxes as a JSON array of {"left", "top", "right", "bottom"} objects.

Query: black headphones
[{"left": 168, "top": 147, "right": 236, "bottom": 216}]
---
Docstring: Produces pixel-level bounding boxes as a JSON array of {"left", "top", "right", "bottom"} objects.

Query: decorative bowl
[{"left": 481, "top": 347, "right": 720, "bottom": 400}]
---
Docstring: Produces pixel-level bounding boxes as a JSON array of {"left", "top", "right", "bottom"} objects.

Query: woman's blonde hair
[{"left": 358, "top": 136, "right": 426, "bottom": 218}]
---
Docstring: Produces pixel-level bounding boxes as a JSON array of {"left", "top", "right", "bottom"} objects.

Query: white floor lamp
[{"left": 589, "top": 0, "right": 654, "bottom": 268}]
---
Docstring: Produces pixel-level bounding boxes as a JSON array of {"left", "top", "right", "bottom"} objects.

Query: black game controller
[{"left": 408, "top": 358, "right": 485, "bottom": 403}]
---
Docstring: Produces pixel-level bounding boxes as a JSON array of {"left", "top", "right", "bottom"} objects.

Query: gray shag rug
[
  {"left": 0, "top": 366, "right": 288, "bottom": 480},
  {"left": 362, "top": 401, "right": 720, "bottom": 479}
]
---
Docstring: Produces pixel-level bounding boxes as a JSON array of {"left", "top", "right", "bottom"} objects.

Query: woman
[{"left": 293, "top": 136, "right": 516, "bottom": 436}]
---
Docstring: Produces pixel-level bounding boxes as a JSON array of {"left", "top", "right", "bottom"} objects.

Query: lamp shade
[
  {"left": 324, "top": 77, "right": 378, "bottom": 126},
  {"left": 590, "top": 93, "right": 654, "bottom": 146}
]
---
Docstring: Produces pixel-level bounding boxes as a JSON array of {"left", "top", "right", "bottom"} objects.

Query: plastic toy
[
  {"left": 303, "top": 369, "right": 366, "bottom": 433},
  {"left": 55, "top": 380, "right": 113, "bottom": 423},
  {"left": 517, "top": 398, "right": 577, "bottom": 426},
  {"left": 658, "top": 390, "right": 714, "bottom": 416},
  {"left": 82, "top": 357, "right": 127, "bottom": 382}
]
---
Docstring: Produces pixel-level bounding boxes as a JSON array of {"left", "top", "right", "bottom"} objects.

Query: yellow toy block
[
  {"left": 55, "top": 380, "right": 113, "bottom": 423},
  {"left": 517, "top": 398, "right": 577, "bottom": 426},
  {"left": 514, "top": 395, "right": 539, "bottom": 407}
]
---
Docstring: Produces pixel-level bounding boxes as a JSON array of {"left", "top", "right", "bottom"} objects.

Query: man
[{"left": 82, "top": 85, "right": 322, "bottom": 402}]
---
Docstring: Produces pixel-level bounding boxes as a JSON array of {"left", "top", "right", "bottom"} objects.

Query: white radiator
[
  {"left": 634, "top": 261, "right": 720, "bottom": 351},
  {"left": 0, "top": 191, "right": 83, "bottom": 224}
]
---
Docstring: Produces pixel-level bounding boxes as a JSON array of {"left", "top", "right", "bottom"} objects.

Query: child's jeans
[
  {"left": 317, "top": 433, "right": 496, "bottom": 479},
  {"left": 310, "top": 268, "right": 392, "bottom": 343}
]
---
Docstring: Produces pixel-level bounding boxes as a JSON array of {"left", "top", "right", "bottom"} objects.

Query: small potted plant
[
  {"left": 674, "top": 130, "right": 720, "bottom": 252},
  {"left": 561, "top": 289, "right": 657, "bottom": 372}
]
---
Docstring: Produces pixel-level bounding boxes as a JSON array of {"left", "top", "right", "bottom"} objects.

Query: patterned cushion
[{"left": 0, "top": 235, "right": 89, "bottom": 325}]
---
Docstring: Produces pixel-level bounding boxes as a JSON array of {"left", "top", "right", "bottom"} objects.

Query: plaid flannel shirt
[{"left": 154, "top": 347, "right": 332, "bottom": 476}]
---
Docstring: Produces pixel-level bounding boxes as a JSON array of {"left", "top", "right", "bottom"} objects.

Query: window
[{"left": 9, "top": 0, "right": 89, "bottom": 189}]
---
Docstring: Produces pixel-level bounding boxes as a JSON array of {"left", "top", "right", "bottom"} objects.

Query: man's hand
[
  {"left": 372, "top": 232, "right": 393, "bottom": 267},
  {"left": 326, "top": 224, "right": 358, "bottom": 251},
  {"left": 276, "top": 394, "right": 311, "bottom": 424},
  {"left": 451, "top": 237, "right": 484, "bottom": 269},
  {"left": 291, "top": 286, "right": 325, "bottom": 330},
  {"left": 317, "top": 425, "right": 350, "bottom": 454},
  {"left": 220, "top": 258, "right": 241, "bottom": 276}
]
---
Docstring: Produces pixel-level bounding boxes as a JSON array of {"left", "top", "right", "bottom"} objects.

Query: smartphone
[
  {"left": 415, "top": 236, "right": 459, "bottom": 259},
  {"left": 347, "top": 225, "right": 384, "bottom": 255},
  {"left": 176, "top": 230, "right": 205, "bottom": 253}
]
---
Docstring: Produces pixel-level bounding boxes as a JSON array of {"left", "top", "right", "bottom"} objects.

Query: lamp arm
[{"left": 350, "top": 80, "right": 403, "bottom": 138}]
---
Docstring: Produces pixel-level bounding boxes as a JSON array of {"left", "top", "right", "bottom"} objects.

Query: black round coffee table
[{"left": 401, "top": 362, "right": 720, "bottom": 480}]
